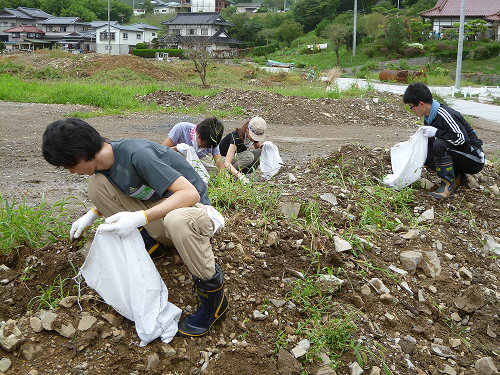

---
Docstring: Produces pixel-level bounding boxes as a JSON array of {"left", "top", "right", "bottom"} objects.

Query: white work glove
[
  {"left": 175, "top": 143, "right": 190, "bottom": 155},
  {"left": 237, "top": 173, "right": 250, "bottom": 184},
  {"left": 70, "top": 209, "right": 100, "bottom": 240},
  {"left": 99, "top": 210, "right": 148, "bottom": 238},
  {"left": 421, "top": 126, "right": 438, "bottom": 138}
]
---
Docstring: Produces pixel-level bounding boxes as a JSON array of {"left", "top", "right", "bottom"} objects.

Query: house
[
  {"left": 420, "top": 0, "right": 500, "bottom": 41},
  {"left": 179, "top": 0, "right": 231, "bottom": 13},
  {"left": 0, "top": 7, "right": 51, "bottom": 42},
  {"left": 60, "top": 30, "right": 96, "bottom": 52},
  {"left": 134, "top": 0, "right": 187, "bottom": 16},
  {"left": 37, "top": 17, "right": 92, "bottom": 46},
  {"left": 3, "top": 24, "right": 49, "bottom": 50},
  {"left": 128, "top": 22, "right": 161, "bottom": 43},
  {"left": 160, "top": 12, "right": 244, "bottom": 52},
  {"left": 234, "top": 3, "right": 261, "bottom": 13},
  {"left": 94, "top": 24, "right": 145, "bottom": 55}
]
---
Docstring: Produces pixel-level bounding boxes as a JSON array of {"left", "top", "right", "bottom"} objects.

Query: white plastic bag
[
  {"left": 259, "top": 141, "right": 283, "bottom": 179},
  {"left": 80, "top": 227, "right": 182, "bottom": 346},
  {"left": 175, "top": 143, "right": 210, "bottom": 184},
  {"left": 382, "top": 127, "right": 428, "bottom": 190}
]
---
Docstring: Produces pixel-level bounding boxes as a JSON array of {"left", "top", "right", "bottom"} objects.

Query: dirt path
[{"left": 1, "top": 100, "right": 499, "bottom": 209}]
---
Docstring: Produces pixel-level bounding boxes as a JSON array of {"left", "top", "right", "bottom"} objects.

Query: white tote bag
[
  {"left": 260, "top": 141, "right": 283, "bottom": 179},
  {"left": 382, "top": 127, "right": 428, "bottom": 190},
  {"left": 80, "top": 228, "right": 182, "bottom": 346}
]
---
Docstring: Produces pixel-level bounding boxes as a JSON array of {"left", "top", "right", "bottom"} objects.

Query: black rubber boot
[
  {"left": 139, "top": 227, "right": 167, "bottom": 260},
  {"left": 454, "top": 172, "right": 469, "bottom": 190},
  {"left": 428, "top": 156, "right": 455, "bottom": 199},
  {"left": 177, "top": 264, "right": 228, "bottom": 337}
]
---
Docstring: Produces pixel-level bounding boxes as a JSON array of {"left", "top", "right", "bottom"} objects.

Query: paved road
[{"left": 335, "top": 78, "right": 500, "bottom": 124}]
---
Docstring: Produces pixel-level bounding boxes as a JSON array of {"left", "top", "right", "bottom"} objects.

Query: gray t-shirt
[
  {"left": 168, "top": 122, "right": 220, "bottom": 159},
  {"left": 96, "top": 139, "right": 210, "bottom": 205}
]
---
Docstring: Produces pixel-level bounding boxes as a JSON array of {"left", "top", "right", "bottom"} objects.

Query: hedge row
[
  {"left": 131, "top": 48, "right": 184, "bottom": 58},
  {"left": 251, "top": 42, "right": 279, "bottom": 57}
]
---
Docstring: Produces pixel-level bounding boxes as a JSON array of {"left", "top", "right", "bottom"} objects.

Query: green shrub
[
  {"left": 379, "top": 47, "right": 389, "bottom": 56},
  {"left": 136, "top": 42, "right": 147, "bottom": 49},
  {"left": 485, "top": 42, "right": 500, "bottom": 57},
  {"left": 447, "top": 44, "right": 457, "bottom": 51},
  {"left": 251, "top": 42, "right": 279, "bottom": 57},
  {"left": 472, "top": 45, "right": 489, "bottom": 60},
  {"left": 399, "top": 58, "right": 409, "bottom": 70},
  {"left": 404, "top": 47, "right": 423, "bottom": 56},
  {"left": 435, "top": 42, "right": 446, "bottom": 51},
  {"left": 363, "top": 47, "right": 375, "bottom": 57},
  {"left": 131, "top": 48, "right": 184, "bottom": 58},
  {"left": 384, "top": 62, "right": 397, "bottom": 70}
]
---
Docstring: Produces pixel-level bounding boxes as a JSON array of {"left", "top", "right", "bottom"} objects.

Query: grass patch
[{"left": 0, "top": 193, "right": 77, "bottom": 254}]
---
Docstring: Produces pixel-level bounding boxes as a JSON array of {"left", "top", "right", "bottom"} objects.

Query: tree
[
  {"left": 183, "top": 37, "right": 211, "bottom": 88},
  {"left": 364, "top": 13, "right": 386, "bottom": 44},
  {"left": 275, "top": 20, "right": 303, "bottom": 45},
  {"left": 292, "top": 0, "right": 340, "bottom": 33},
  {"left": 143, "top": 0, "right": 154, "bottom": 14},
  {"left": 454, "top": 19, "right": 489, "bottom": 41},
  {"left": 321, "top": 22, "right": 349, "bottom": 66},
  {"left": 258, "top": 28, "right": 276, "bottom": 45},
  {"left": 386, "top": 17, "right": 405, "bottom": 52},
  {"left": 408, "top": 19, "right": 432, "bottom": 42},
  {"left": 60, "top": 3, "right": 97, "bottom": 22}
]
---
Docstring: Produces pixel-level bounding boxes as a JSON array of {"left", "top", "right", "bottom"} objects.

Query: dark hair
[
  {"left": 197, "top": 117, "right": 224, "bottom": 147},
  {"left": 42, "top": 118, "right": 106, "bottom": 168},
  {"left": 235, "top": 121, "right": 249, "bottom": 140},
  {"left": 403, "top": 82, "right": 433, "bottom": 105}
]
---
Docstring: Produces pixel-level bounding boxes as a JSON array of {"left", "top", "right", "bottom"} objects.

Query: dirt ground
[{"left": 1, "top": 52, "right": 500, "bottom": 375}]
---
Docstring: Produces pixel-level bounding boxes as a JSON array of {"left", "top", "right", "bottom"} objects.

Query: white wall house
[
  {"left": 128, "top": 22, "right": 161, "bottom": 43},
  {"left": 94, "top": 24, "right": 144, "bottom": 55},
  {"left": 180, "top": 0, "right": 231, "bottom": 13},
  {"left": 421, "top": 0, "right": 500, "bottom": 41}
]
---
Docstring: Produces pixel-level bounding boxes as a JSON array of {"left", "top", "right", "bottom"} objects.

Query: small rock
[{"left": 474, "top": 357, "right": 498, "bottom": 375}]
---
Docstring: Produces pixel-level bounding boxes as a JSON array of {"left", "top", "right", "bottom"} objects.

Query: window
[
  {"left": 47, "top": 26, "right": 52, "bottom": 32},
  {"left": 152, "top": 32, "right": 156, "bottom": 37},
  {"left": 136, "top": 34, "right": 141, "bottom": 40},
  {"left": 27, "top": 32, "right": 35, "bottom": 38},
  {"left": 201, "top": 29, "right": 208, "bottom": 35},
  {"left": 189, "top": 29, "right": 196, "bottom": 35},
  {"left": 99, "top": 32, "right": 115, "bottom": 41},
  {"left": 0, "top": 22, "right": 8, "bottom": 27},
  {"left": 123, "top": 32, "right": 128, "bottom": 39},
  {"left": 12, "top": 32, "right": 20, "bottom": 38}
]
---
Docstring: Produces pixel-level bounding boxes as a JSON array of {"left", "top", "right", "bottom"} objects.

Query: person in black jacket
[{"left": 403, "top": 82, "right": 485, "bottom": 199}]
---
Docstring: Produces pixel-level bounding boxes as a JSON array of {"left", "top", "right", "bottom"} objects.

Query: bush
[
  {"left": 435, "top": 42, "right": 446, "bottom": 51},
  {"left": 379, "top": 47, "right": 389, "bottom": 56},
  {"left": 485, "top": 42, "right": 500, "bottom": 57},
  {"left": 363, "top": 47, "right": 375, "bottom": 57},
  {"left": 135, "top": 43, "right": 147, "bottom": 49},
  {"left": 399, "top": 58, "right": 409, "bottom": 69},
  {"left": 251, "top": 42, "right": 279, "bottom": 57},
  {"left": 447, "top": 44, "right": 457, "bottom": 51},
  {"left": 472, "top": 45, "right": 489, "bottom": 60},
  {"left": 131, "top": 48, "right": 184, "bottom": 58},
  {"left": 404, "top": 47, "right": 423, "bottom": 56}
]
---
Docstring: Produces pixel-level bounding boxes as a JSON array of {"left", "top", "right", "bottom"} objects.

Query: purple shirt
[{"left": 168, "top": 122, "right": 220, "bottom": 159}]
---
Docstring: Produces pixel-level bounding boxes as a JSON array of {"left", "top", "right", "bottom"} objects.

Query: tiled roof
[
  {"left": 128, "top": 22, "right": 161, "bottom": 30},
  {"left": 17, "top": 7, "right": 52, "bottom": 19},
  {"left": 0, "top": 8, "right": 35, "bottom": 19},
  {"left": 3, "top": 25, "right": 43, "bottom": 33},
  {"left": 421, "top": 0, "right": 500, "bottom": 17},
  {"left": 90, "top": 21, "right": 119, "bottom": 28},
  {"left": 162, "top": 12, "right": 234, "bottom": 27},
  {"left": 38, "top": 17, "right": 90, "bottom": 25},
  {"left": 485, "top": 12, "right": 500, "bottom": 21}
]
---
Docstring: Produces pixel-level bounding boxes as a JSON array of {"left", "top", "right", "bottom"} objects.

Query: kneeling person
[{"left": 42, "top": 118, "right": 228, "bottom": 337}]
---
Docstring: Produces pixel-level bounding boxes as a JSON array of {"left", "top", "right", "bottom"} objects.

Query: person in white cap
[{"left": 218, "top": 117, "right": 267, "bottom": 183}]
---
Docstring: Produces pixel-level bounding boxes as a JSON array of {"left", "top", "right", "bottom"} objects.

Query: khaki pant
[
  {"left": 88, "top": 174, "right": 215, "bottom": 279},
  {"left": 230, "top": 148, "right": 261, "bottom": 170}
]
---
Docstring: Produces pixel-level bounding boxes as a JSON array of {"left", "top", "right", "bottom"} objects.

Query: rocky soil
[{"left": 0, "top": 52, "right": 500, "bottom": 375}]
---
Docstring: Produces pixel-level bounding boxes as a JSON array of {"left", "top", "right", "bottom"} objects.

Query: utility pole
[
  {"left": 108, "top": 0, "right": 111, "bottom": 55},
  {"left": 455, "top": 0, "right": 465, "bottom": 89},
  {"left": 352, "top": 0, "right": 357, "bottom": 56}
]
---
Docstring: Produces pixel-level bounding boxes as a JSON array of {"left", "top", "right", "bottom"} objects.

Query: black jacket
[{"left": 426, "top": 104, "right": 483, "bottom": 149}]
